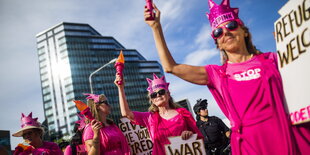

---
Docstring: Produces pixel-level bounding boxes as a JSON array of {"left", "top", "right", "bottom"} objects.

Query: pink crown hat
[
  {"left": 206, "top": 0, "right": 241, "bottom": 30},
  {"left": 12, "top": 112, "right": 44, "bottom": 137},
  {"left": 83, "top": 93, "right": 100, "bottom": 103},
  {"left": 146, "top": 73, "right": 170, "bottom": 93}
]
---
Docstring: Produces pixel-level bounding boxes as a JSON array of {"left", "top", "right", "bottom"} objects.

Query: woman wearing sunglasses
[
  {"left": 12, "top": 112, "right": 62, "bottom": 155},
  {"left": 143, "top": 0, "right": 309, "bottom": 155},
  {"left": 82, "top": 94, "right": 130, "bottom": 155},
  {"left": 115, "top": 73, "right": 203, "bottom": 155}
]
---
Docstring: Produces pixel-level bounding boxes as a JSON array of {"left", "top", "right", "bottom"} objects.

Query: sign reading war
[
  {"left": 274, "top": 0, "right": 310, "bottom": 125},
  {"left": 165, "top": 134, "right": 206, "bottom": 155},
  {"left": 118, "top": 118, "right": 153, "bottom": 155}
]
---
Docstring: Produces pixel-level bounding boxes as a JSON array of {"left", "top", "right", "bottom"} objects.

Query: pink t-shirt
[
  {"left": 32, "top": 142, "right": 62, "bottom": 155},
  {"left": 205, "top": 52, "right": 301, "bottom": 154},
  {"left": 64, "top": 145, "right": 87, "bottom": 155},
  {"left": 82, "top": 123, "right": 130, "bottom": 155},
  {"left": 132, "top": 108, "right": 203, "bottom": 155}
]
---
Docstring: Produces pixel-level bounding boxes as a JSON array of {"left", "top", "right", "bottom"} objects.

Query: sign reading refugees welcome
[
  {"left": 274, "top": 0, "right": 310, "bottom": 124},
  {"left": 118, "top": 117, "right": 153, "bottom": 155}
]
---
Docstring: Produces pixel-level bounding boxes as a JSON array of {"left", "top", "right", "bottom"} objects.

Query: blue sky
[{"left": 0, "top": 0, "right": 287, "bottom": 149}]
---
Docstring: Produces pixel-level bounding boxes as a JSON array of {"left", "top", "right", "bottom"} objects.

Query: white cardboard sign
[
  {"left": 274, "top": 0, "right": 310, "bottom": 125},
  {"left": 164, "top": 134, "right": 206, "bottom": 155},
  {"left": 118, "top": 117, "right": 153, "bottom": 155}
]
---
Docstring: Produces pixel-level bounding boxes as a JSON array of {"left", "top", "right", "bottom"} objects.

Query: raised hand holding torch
[
  {"left": 145, "top": 0, "right": 154, "bottom": 20},
  {"left": 114, "top": 50, "right": 125, "bottom": 85}
]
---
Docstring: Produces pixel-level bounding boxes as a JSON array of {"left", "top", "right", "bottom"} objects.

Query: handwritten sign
[
  {"left": 118, "top": 117, "right": 153, "bottom": 155},
  {"left": 274, "top": 0, "right": 310, "bottom": 125},
  {"left": 164, "top": 134, "right": 206, "bottom": 155}
]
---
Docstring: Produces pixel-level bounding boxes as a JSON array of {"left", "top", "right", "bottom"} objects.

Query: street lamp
[{"left": 89, "top": 58, "right": 117, "bottom": 94}]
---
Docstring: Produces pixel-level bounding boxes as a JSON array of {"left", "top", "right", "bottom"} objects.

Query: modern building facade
[
  {"left": 36, "top": 22, "right": 163, "bottom": 136},
  {"left": 175, "top": 99, "right": 194, "bottom": 115}
]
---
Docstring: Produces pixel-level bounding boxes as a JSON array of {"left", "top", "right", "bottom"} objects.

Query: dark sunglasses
[
  {"left": 150, "top": 89, "right": 166, "bottom": 99},
  {"left": 22, "top": 131, "right": 33, "bottom": 138},
  {"left": 212, "top": 20, "right": 240, "bottom": 39},
  {"left": 97, "top": 100, "right": 108, "bottom": 105}
]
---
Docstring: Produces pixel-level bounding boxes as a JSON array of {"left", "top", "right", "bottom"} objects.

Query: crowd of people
[{"left": 10, "top": 0, "right": 309, "bottom": 154}]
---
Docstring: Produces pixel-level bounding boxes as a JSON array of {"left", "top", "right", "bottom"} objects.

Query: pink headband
[
  {"left": 206, "top": 0, "right": 240, "bottom": 30},
  {"left": 146, "top": 73, "right": 170, "bottom": 93}
]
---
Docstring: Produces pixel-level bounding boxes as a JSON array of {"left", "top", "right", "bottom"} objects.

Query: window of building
[
  {"left": 44, "top": 101, "right": 52, "bottom": 109},
  {"left": 66, "top": 92, "right": 75, "bottom": 101},
  {"left": 46, "top": 109, "right": 53, "bottom": 116},
  {"left": 65, "top": 85, "right": 73, "bottom": 92},
  {"left": 37, "top": 34, "right": 46, "bottom": 42},
  {"left": 43, "top": 95, "right": 51, "bottom": 101},
  {"left": 59, "top": 118, "right": 65, "bottom": 127},
  {"left": 69, "top": 108, "right": 77, "bottom": 115},
  {"left": 38, "top": 54, "right": 46, "bottom": 61},
  {"left": 69, "top": 116, "right": 78, "bottom": 124},
  {"left": 47, "top": 116, "right": 54, "bottom": 123},
  {"left": 42, "top": 80, "right": 49, "bottom": 87},
  {"left": 49, "top": 123, "right": 55, "bottom": 130},
  {"left": 54, "top": 25, "right": 64, "bottom": 34}
]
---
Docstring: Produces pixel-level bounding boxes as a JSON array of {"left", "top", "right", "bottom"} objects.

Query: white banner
[
  {"left": 274, "top": 0, "right": 310, "bottom": 125},
  {"left": 118, "top": 117, "right": 153, "bottom": 155},
  {"left": 164, "top": 134, "right": 206, "bottom": 155}
]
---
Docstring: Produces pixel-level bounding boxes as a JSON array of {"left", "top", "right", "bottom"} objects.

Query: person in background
[
  {"left": 143, "top": 0, "right": 309, "bottom": 154},
  {"left": 59, "top": 141, "right": 69, "bottom": 153},
  {"left": 194, "top": 99, "right": 230, "bottom": 155},
  {"left": 82, "top": 93, "right": 130, "bottom": 155},
  {"left": 64, "top": 114, "right": 87, "bottom": 155},
  {"left": 115, "top": 73, "right": 204, "bottom": 155},
  {"left": 12, "top": 112, "right": 62, "bottom": 155}
]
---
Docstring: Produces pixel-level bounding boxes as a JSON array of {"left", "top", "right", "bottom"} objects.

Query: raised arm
[
  {"left": 114, "top": 74, "right": 135, "bottom": 120},
  {"left": 144, "top": 4, "right": 209, "bottom": 85}
]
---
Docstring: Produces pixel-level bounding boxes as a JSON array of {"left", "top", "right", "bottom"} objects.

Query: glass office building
[{"left": 36, "top": 22, "right": 163, "bottom": 136}]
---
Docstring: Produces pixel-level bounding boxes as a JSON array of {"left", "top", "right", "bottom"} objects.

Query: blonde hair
[
  {"left": 85, "top": 94, "right": 113, "bottom": 124},
  {"left": 147, "top": 91, "right": 182, "bottom": 112},
  {"left": 216, "top": 25, "right": 261, "bottom": 64}
]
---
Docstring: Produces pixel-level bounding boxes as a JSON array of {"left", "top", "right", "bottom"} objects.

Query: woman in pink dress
[
  {"left": 115, "top": 73, "right": 203, "bottom": 155},
  {"left": 12, "top": 112, "right": 62, "bottom": 155},
  {"left": 143, "top": 0, "right": 309, "bottom": 154},
  {"left": 82, "top": 94, "right": 130, "bottom": 155}
]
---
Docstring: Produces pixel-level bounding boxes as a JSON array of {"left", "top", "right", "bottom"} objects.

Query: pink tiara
[
  {"left": 206, "top": 0, "right": 240, "bottom": 30},
  {"left": 21, "top": 112, "right": 40, "bottom": 128},
  {"left": 83, "top": 93, "right": 100, "bottom": 103},
  {"left": 146, "top": 73, "right": 170, "bottom": 93}
]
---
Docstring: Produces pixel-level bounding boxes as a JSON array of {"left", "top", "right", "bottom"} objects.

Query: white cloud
[
  {"left": 184, "top": 48, "right": 218, "bottom": 65},
  {"left": 183, "top": 24, "right": 218, "bottom": 65}
]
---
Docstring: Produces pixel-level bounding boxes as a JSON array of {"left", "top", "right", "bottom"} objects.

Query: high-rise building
[
  {"left": 175, "top": 99, "right": 194, "bottom": 115},
  {"left": 36, "top": 22, "right": 163, "bottom": 136}
]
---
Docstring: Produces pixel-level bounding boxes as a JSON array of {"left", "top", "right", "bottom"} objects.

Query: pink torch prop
[
  {"left": 114, "top": 50, "right": 125, "bottom": 85},
  {"left": 145, "top": 0, "right": 154, "bottom": 20},
  {"left": 73, "top": 100, "right": 95, "bottom": 121}
]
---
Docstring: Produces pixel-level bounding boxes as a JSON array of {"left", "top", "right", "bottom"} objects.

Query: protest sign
[
  {"left": 164, "top": 134, "right": 206, "bottom": 155},
  {"left": 118, "top": 117, "right": 153, "bottom": 155},
  {"left": 274, "top": 0, "right": 310, "bottom": 125}
]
